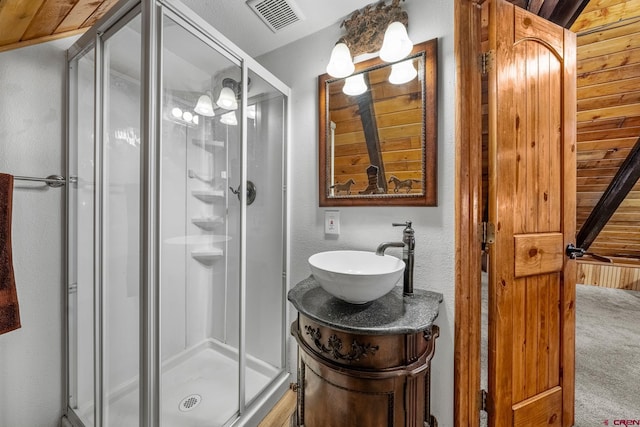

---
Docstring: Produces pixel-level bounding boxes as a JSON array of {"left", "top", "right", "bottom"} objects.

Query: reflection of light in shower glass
[
  {"left": 389, "top": 59, "right": 417, "bottom": 85},
  {"left": 342, "top": 74, "right": 367, "bottom": 96},
  {"left": 192, "top": 115, "right": 199, "bottom": 125},
  {"left": 171, "top": 107, "right": 183, "bottom": 118},
  {"left": 182, "top": 111, "right": 193, "bottom": 122},
  {"left": 247, "top": 104, "right": 256, "bottom": 120},
  {"left": 216, "top": 87, "right": 238, "bottom": 110},
  {"left": 220, "top": 111, "right": 237, "bottom": 126},
  {"left": 194, "top": 94, "right": 215, "bottom": 116}
]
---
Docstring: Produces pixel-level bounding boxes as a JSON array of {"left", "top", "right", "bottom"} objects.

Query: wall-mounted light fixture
[
  {"left": 379, "top": 21, "right": 413, "bottom": 62},
  {"left": 327, "top": 42, "right": 355, "bottom": 78},
  {"left": 325, "top": 0, "right": 412, "bottom": 79}
]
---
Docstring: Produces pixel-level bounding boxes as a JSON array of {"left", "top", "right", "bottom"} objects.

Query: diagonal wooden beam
[
  {"left": 545, "top": 0, "right": 590, "bottom": 28},
  {"left": 355, "top": 73, "right": 388, "bottom": 192},
  {"left": 537, "top": 0, "right": 560, "bottom": 20},
  {"left": 577, "top": 135, "right": 640, "bottom": 251},
  {"left": 527, "top": 0, "right": 545, "bottom": 15}
]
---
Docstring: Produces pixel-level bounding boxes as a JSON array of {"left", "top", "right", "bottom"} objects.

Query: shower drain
[{"left": 179, "top": 394, "right": 202, "bottom": 412}]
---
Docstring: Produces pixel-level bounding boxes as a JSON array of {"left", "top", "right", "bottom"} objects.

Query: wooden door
[{"left": 486, "top": 1, "right": 577, "bottom": 426}]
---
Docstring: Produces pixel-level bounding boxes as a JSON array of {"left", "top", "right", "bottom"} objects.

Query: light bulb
[
  {"left": 194, "top": 94, "right": 215, "bottom": 117},
  {"left": 326, "top": 42, "right": 355, "bottom": 78},
  {"left": 379, "top": 22, "right": 413, "bottom": 63},
  {"left": 192, "top": 115, "right": 199, "bottom": 125},
  {"left": 216, "top": 87, "right": 238, "bottom": 110},
  {"left": 342, "top": 74, "right": 367, "bottom": 96},
  {"left": 182, "top": 111, "right": 193, "bottom": 122},
  {"left": 171, "top": 107, "right": 183, "bottom": 118},
  {"left": 388, "top": 59, "right": 417, "bottom": 85}
]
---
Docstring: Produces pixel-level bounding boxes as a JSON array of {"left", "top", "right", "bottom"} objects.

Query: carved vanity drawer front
[{"left": 297, "top": 315, "right": 430, "bottom": 370}]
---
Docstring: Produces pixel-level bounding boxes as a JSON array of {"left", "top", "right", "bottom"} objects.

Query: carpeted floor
[
  {"left": 480, "top": 275, "right": 640, "bottom": 426},
  {"left": 574, "top": 284, "right": 640, "bottom": 426}
]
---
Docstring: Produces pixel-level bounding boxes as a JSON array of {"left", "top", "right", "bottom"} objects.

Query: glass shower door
[
  {"left": 244, "top": 69, "right": 287, "bottom": 405},
  {"left": 102, "top": 16, "right": 142, "bottom": 426},
  {"left": 159, "top": 13, "right": 243, "bottom": 426},
  {"left": 67, "top": 12, "right": 143, "bottom": 427},
  {"left": 67, "top": 48, "right": 96, "bottom": 427}
]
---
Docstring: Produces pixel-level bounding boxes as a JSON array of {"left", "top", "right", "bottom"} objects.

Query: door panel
[
  {"left": 513, "top": 386, "right": 562, "bottom": 427},
  {"left": 514, "top": 233, "right": 564, "bottom": 278},
  {"left": 486, "top": 1, "right": 576, "bottom": 426}
]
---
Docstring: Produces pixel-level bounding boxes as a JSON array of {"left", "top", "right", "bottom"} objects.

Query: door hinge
[
  {"left": 481, "top": 222, "right": 495, "bottom": 249},
  {"left": 480, "top": 50, "right": 494, "bottom": 75},
  {"left": 480, "top": 389, "right": 488, "bottom": 412}
]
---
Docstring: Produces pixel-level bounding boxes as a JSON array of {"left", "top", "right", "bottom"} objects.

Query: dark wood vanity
[{"left": 288, "top": 277, "right": 442, "bottom": 427}]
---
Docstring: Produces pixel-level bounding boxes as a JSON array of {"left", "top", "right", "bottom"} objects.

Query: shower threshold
[{"left": 72, "top": 339, "right": 281, "bottom": 427}]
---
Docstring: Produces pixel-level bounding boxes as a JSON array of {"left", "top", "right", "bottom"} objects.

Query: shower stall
[{"left": 64, "top": 1, "right": 290, "bottom": 426}]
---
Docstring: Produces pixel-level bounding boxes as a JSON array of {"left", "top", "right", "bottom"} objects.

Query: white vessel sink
[{"left": 308, "top": 250, "right": 405, "bottom": 304}]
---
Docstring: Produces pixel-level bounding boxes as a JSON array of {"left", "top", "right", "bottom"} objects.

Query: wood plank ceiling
[{"left": 0, "top": 0, "right": 118, "bottom": 53}]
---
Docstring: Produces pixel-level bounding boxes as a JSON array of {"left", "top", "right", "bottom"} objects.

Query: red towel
[{"left": 0, "top": 173, "right": 20, "bottom": 335}]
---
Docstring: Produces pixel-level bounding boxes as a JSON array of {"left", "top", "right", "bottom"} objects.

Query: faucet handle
[{"left": 392, "top": 221, "right": 412, "bottom": 229}]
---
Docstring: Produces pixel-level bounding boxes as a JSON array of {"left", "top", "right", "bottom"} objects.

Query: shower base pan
[{"left": 72, "top": 339, "right": 280, "bottom": 427}]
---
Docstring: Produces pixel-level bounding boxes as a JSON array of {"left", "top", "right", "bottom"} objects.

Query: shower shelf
[
  {"left": 192, "top": 138, "right": 225, "bottom": 152},
  {"left": 192, "top": 189, "right": 224, "bottom": 202},
  {"left": 191, "top": 216, "right": 223, "bottom": 230},
  {"left": 191, "top": 247, "right": 224, "bottom": 262}
]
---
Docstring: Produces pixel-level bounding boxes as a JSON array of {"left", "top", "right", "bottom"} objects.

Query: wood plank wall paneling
[
  {"left": 571, "top": 0, "right": 640, "bottom": 260},
  {"left": 0, "top": 0, "right": 116, "bottom": 53},
  {"left": 577, "top": 260, "right": 640, "bottom": 290}
]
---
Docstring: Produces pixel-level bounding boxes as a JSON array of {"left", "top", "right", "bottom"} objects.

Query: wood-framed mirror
[{"left": 319, "top": 38, "right": 437, "bottom": 206}]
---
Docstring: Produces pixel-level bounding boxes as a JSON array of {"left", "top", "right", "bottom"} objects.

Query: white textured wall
[
  {"left": 258, "top": 0, "right": 456, "bottom": 424},
  {"left": 0, "top": 38, "right": 74, "bottom": 427}
]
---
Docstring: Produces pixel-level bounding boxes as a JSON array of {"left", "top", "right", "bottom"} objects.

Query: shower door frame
[{"left": 64, "top": 0, "right": 292, "bottom": 426}]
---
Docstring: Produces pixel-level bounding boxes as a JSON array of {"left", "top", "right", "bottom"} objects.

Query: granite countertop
[{"left": 288, "top": 276, "right": 443, "bottom": 335}]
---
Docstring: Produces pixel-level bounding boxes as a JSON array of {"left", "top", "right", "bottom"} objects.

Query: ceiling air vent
[{"left": 246, "top": 0, "right": 305, "bottom": 32}]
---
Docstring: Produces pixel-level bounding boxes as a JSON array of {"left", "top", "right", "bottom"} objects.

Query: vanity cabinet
[{"left": 288, "top": 277, "right": 442, "bottom": 427}]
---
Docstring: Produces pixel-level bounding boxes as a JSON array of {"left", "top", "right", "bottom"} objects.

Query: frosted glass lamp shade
[
  {"left": 379, "top": 22, "right": 413, "bottom": 62},
  {"left": 326, "top": 42, "right": 355, "bottom": 78},
  {"left": 220, "top": 111, "right": 237, "bottom": 126},
  {"left": 216, "top": 87, "right": 238, "bottom": 110},
  {"left": 389, "top": 59, "right": 417, "bottom": 85},
  {"left": 194, "top": 94, "right": 215, "bottom": 116},
  {"left": 342, "top": 74, "right": 367, "bottom": 96}
]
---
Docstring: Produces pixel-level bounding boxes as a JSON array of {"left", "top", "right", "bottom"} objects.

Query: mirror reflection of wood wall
[
  {"left": 328, "top": 57, "right": 424, "bottom": 196},
  {"left": 319, "top": 38, "right": 437, "bottom": 207}
]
